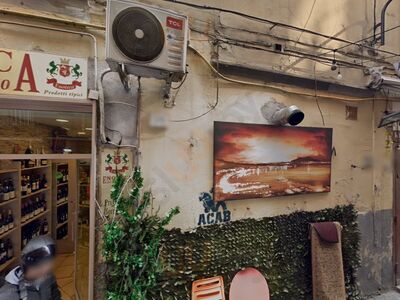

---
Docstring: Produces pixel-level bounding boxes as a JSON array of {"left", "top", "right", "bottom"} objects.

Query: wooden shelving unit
[
  {"left": 0, "top": 160, "right": 52, "bottom": 274},
  {"left": 77, "top": 161, "right": 90, "bottom": 250},
  {"left": 52, "top": 161, "right": 76, "bottom": 253},
  {"left": 0, "top": 227, "right": 18, "bottom": 240},
  {"left": 0, "top": 257, "right": 17, "bottom": 273},
  {"left": 21, "top": 187, "right": 50, "bottom": 199}
]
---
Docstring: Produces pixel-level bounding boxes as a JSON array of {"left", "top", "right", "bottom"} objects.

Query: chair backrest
[
  {"left": 192, "top": 276, "right": 225, "bottom": 300},
  {"left": 229, "top": 268, "right": 270, "bottom": 300}
]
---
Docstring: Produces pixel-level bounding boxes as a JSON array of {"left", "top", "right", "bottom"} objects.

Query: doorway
[{"left": 0, "top": 104, "right": 95, "bottom": 300}]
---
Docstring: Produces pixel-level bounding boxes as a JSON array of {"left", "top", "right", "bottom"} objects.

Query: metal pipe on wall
[{"left": 380, "top": 0, "right": 393, "bottom": 45}]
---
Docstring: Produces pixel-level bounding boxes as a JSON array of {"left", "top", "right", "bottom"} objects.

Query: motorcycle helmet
[{"left": 21, "top": 236, "right": 56, "bottom": 269}]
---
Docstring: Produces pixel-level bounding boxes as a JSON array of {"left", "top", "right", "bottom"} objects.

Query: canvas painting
[{"left": 213, "top": 121, "right": 333, "bottom": 201}]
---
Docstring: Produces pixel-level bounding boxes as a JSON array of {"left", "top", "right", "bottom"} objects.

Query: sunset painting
[{"left": 213, "top": 122, "right": 333, "bottom": 201}]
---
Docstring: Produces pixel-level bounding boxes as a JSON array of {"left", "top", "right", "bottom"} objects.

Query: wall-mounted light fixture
[{"left": 261, "top": 100, "right": 304, "bottom": 126}]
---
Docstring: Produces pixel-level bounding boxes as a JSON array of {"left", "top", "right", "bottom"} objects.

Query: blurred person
[{"left": 0, "top": 235, "right": 61, "bottom": 300}]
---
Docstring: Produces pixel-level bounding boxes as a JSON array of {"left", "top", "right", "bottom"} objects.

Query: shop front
[{"left": 0, "top": 47, "right": 96, "bottom": 300}]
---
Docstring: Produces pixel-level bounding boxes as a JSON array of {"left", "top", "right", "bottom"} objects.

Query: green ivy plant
[{"left": 102, "top": 168, "right": 179, "bottom": 300}]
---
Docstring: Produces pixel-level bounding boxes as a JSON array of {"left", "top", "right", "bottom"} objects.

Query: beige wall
[
  {"left": 0, "top": 0, "right": 397, "bottom": 295},
  {"left": 139, "top": 54, "right": 393, "bottom": 229},
  {"left": 0, "top": 0, "right": 396, "bottom": 229},
  {"left": 134, "top": 0, "right": 396, "bottom": 229}
]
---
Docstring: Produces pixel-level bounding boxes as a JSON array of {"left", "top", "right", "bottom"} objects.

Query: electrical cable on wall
[
  {"left": 314, "top": 62, "right": 326, "bottom": 126},
  {"left": 187, "top": 45, "right": 400, "bottom": 102},
  {"left": 193, "top": 26, "right": 398, "bottom": 71},
  {"left": 164, "top": 0, "right": 400, "bottom": 59},
  {"left": 171, "top": 44, "right": 221, "bottom": 122},
  {"left": 295, "top": 0, "right": 317, "bottom": 45}
]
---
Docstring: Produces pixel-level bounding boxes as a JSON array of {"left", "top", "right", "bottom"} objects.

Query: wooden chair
[{"left": 192, "top": 276, "right": 225, "bottom": 300}]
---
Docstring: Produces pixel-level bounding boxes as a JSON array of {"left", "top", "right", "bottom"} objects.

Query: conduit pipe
[
  {"left": 0, "top": 20, "right": 98, "bottom": 90},
  {"left": 380, "top": 0, "right": 393, "bottom": 45}
]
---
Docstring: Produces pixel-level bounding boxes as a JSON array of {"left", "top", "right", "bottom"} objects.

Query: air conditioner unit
[{"left": 106, "top": 0, "right": 189, "bottom": 82}]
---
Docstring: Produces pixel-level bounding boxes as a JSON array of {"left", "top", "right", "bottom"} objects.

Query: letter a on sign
[{"left": 14, "top": 54, "right": 39, "bottom": 93}]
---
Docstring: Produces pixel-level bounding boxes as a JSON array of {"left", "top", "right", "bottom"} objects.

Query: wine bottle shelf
[
  {"left": 21, "top": 165, "right": 51, "bottom": 172},
  {"left": 0, "top": 257, "right": 17, "bottom": 273},
  {"left": 0, "top": 159, "right": 55, "bottom": 274},
  {"left": 54, "top": 162, "right": 70, "bottom": 245},
  {"left": 0, "top": 197, "right": 19, "bottom": 207},
  {"left": 57, "top": 200, "right": 68, "bottom": 207},
  {"left": 0, "top": 226, "right": 18, "bottom": 240},
  {"left": 0, "top": 169, "right": 19, "bottom": 175},
  {"left": 56, "top": 220, "right": 68, "bottom": 229},
  {"left": 21, "top": 210, "right": 49, "bottom": 226},
  {"left": 21, "top": 188, "right": 50, "bottom": 199}
]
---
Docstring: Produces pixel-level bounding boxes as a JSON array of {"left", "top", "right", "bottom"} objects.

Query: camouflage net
[{"left": 151, "top": 205, "right": 361, "bottom": 300}]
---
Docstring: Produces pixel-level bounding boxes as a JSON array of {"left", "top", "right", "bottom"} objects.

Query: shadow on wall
[{"left": 357, "top": 210, "right": 393, "bottom": 297}]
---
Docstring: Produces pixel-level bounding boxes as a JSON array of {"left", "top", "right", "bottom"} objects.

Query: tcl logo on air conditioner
[{"left": 166, "top": 17, "right": 183, "bottom": 30}]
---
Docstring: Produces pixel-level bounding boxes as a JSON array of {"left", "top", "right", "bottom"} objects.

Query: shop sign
[
  {"left": 102, "top": 149, "right": 132, "bottom": 184},
  {"left": 0, "top": 48, "right": 87, "bottom": 99}
]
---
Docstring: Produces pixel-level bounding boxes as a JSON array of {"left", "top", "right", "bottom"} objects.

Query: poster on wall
[
  {"left": 213, "top": 121, "right": 333, "bottom": 201},
  {"left": 0, "top": 48, "right": 87, "bottom": 99}
]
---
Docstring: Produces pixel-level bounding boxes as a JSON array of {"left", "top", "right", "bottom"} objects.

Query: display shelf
[
  {"left": 0, "top": 159, "right": 53, "bottom": 275},
  {"left": 21, "top": 188, "right": 50, "bottom": 199},
  {"left": 53, "top": 161, "right": 72, "bottom": 248},
  {"left": 0, "top": 226, "right": 18, "bottom": 239},
  {"left": 0, "top": 257, "right": 17, "bottom": 273},
  {"left": 56, "top": 220, "right": 68, "bottom": 229},
  {"left": 21, "top": 165, "right": 51, "bottom": 172},
  {"left": 0, "top": 169, "right": 19, "bottom": 175},
  {"left": 57, "top": 200, "right": 68, "bottom": 207},
  {"left": 0, "top": 197, "right": 19, "bottom": 207},
  {"left": 21, "top": 210, "right": 49, "bottom": 226}
]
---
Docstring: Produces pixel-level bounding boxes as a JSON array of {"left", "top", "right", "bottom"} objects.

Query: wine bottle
[
  {"left": 2, "top": 181, "right": 9, "bottom": 202},
  {"left": 0, "top": 183, "right": 4, "bottom": 203},
  {"left": 8, "top": 179, "right": 15, "bottom": 199},
  {"left": 21, "top": 176, "right": 27, "bottom": 196},
  {"left": 25, "top": 144, "right": 35, "bottom": 168},
  {"left": 40, "top": 147, "right": 47, "bottom": 165},
  {"left": 7, "top": 210, "right": 13, "bottom": 230},
  {"left": 6, "top": 239, "right": 13, "bottom": 260}
]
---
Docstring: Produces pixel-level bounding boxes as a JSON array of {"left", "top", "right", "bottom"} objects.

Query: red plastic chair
[{"left": 192, "top": 276, "right": 225, "bottom": 300}]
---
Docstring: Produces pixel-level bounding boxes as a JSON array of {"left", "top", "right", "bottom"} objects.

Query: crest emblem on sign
[
  {"left": 46, "top": 57, "right": 83, "bottom": 90},
  {"left": 105, "top": 150, "right": 129, "bottom": 174},
  {"left": 59, "top": 58, "right": 71, "bottom": 77}
]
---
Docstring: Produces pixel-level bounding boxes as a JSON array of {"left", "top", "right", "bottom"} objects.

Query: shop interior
[{"left": 0, "top": 109, "right": 92, "bottom": 300}]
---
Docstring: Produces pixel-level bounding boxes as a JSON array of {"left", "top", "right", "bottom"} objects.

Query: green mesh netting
[{"left": 152, "top": 205, "right": 361, "bottom": 300}]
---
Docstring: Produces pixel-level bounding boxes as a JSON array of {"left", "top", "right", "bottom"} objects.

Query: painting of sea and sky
[{"left": 214, "top": 122, "right": 332, "bottom": 201}]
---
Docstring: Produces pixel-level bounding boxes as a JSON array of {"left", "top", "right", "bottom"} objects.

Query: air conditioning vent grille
[{"left": 112, "top": 7, "right": 165, "bottom": 62}]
